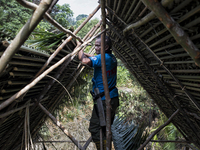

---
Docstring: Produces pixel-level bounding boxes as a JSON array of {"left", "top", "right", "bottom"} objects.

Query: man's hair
[{"left": 96, "top": 35, "right": 112, "bottom": 50}]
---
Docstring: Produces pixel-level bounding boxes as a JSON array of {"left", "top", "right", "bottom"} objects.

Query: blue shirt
[{"left": 89, "top": 53, "right": 118, "bottom": 100}]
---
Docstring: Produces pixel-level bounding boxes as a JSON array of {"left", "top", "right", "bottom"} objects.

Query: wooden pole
[
  {"left": 138, "top": 109, "right": 180, "bottom": 150},
  {"left": 46, "top": 0, "right": 58, "bottom": 14},
  {"left": 38, "top": 103, "right": 83, "bottom": 150},
  {"left": 0, "top": 97, "right": 48, "bottom": 118},
  {"left": 82, "top": 136, "right": 92, "bottom": 150},
  {"left": 151, "top": 140, "right": 190, "bottom": 143},
  {"left": 0, "top": 0, "right": 53, "bottom": 74},
  {"left": 34, "top": 140, "right": 88, "bottom": 143},
  {"left": 100, "top": 0, "right": 112, "bottom": 149},
  {"left": 140, "top": 0, "right": 200, "bottom": 67}
]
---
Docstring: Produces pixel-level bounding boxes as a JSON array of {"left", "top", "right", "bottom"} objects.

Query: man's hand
[
  {"left": 84, "top": 53, "right": 94, "bottom": 57},
  {"left": 78, "top": 49, "right": 92, "bottom": 66}
]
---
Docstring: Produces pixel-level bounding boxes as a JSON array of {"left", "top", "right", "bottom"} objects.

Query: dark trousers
[{"left": 89, "top": 97, "right": 119, "bottom": 142}]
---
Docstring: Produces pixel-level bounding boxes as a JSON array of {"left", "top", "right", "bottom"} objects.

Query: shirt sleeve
[{"left": 89, "top": 55, "right": 101, "bottom": 67}]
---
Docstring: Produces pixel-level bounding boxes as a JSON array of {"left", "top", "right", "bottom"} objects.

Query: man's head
[{"left": 95, "top": 35, "right": 112, "bottom": 55}]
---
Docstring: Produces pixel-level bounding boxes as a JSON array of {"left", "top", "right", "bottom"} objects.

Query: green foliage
[
  {"left": 27, "top": 31, "right": 67, "bottom": 51},
  {"left": 34, "top": 3, "right": 74, "bottom": 32},
  {"left": 50, "top": 4, "right": 73, "bottom": 28},
  {"left": 150, "top": 112, "right": 183, "bottom": 150},
  {"left": 116, "top": 60, "right": 156, "bottom": 126},
  {"left": 0, "top": 1, "right": 74, "bottom": 37},
  {"left": 0, "top": 0, "right": 32, "bottom": 34},
  {"left": 76, "top": 14, "right": 88, "bottom": 21},
  {"left": 75, "top": 18, "right": 99, "bottom": 38}
]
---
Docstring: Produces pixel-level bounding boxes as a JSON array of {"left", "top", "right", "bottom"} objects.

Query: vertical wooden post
[{"left": 100, "top": 0, "right": 112, "bottom": 149}]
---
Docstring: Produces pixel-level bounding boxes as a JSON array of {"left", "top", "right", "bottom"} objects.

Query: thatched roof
[
  {"left": 0, "top": 0, "right": 200, "bottom": 149},
  {"left": 106, "top": 0, "right": 200, "bottom": 148}
]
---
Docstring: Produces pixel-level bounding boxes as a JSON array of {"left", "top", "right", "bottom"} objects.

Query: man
[{"left": 78, "top": 35, "right": 119, "bottom": 149}]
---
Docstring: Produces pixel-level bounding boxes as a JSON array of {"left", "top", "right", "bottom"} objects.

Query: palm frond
[
  {"left": 111, "top": 116, "right": 149, "bottom": 150},
  {"left": 27, "top": 31, "right": 67, "bottom": 50}
]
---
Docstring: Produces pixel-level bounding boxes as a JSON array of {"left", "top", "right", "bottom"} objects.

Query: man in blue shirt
[{"left": 78, "top": 35, "right": 119, "bottom": 150}]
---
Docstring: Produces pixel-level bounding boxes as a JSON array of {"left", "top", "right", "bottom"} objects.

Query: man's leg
[
  {"left": 89, "top": 97, "right": 119, "bottom": 149},
  {"left": 89, "top": 104, "right": 101, "bottom": 149},
  {"left": 102, "top": 97, "right": 119, "bottom": 149}
]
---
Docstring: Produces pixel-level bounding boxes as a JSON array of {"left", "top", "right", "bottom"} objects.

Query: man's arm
[{"left": 78, "top": 49, "right": 93, "bottom": 66}]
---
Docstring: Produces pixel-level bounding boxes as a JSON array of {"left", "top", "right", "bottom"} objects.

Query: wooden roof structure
[{"left": 0, "top": 0, "right": 200, "bottom": 149}]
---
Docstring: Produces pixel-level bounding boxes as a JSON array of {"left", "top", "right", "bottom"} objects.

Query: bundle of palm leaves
[
  {"left": 111, "top": 116, "right": 148, "bottom": 150},
  {"left": 27, "top": 31, "right": 67, "bottom": 51}
]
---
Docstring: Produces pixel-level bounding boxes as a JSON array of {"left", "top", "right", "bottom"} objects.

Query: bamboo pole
[
  {"left": 138, "top": 109, "right": 180, "bottom": 150},
  {"left": 0, "top": 30, "right": 106, "bottom": 111},
  {"left": 34, "top": 140, "right": 88, "bottom": 143},
  {"left": 100, "top": 0, "right": 112, "bottom": 149},
  {"left": 38, "top": 103, "right": 83, "bottom": 150},
  {"left": 150, "top": 60, "right": 194, "bottom": 66},
  {"left": 16, "top": 0, "right": 83, "bottom": 43},
  {"left": 126, "top": 1, "right": 142, "bottom": 23},
  {"left": 82, "top": 136, "right": 92, "bottom": 150},
  {"left": 35, "top": 4, "right": 100, "bottom": 77},
  {"left": 141, "top": 0, "right": 200, "bottom": 67},
  {"left": 120, "top": 0, "right": 130, "bottom": 18},
  {"left": 9, "top": 61, "right": 43, "bottom": 67},
  {"left": 46, "top": 0, "right": 58, "bottom": 14},
  {"left": 0, "top": 0, "right": 53, "bottom": 74},
  {"left": 0, "top": 97, "right": 48, "bottom": 118},
  {"left": 151, "top": 140, "right": 190, "bottom": 143},
  {"left": 124, "top": 0, "right": 137, "bottom": 21},
  {"left": 123, "top": 0, "right": 174, "bottom": 34},
  {"left": 3, "top": 41, "right": 50, "bottom": 57}
]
